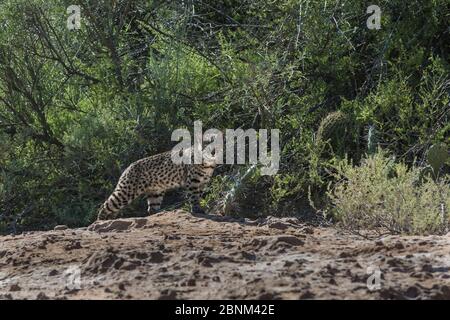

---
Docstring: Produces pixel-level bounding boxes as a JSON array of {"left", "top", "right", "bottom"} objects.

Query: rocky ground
[{"left": 0, "top": 210, "right": 449, "bottom": 300}]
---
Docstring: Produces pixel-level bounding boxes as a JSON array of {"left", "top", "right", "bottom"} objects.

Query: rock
[
  {"left": 48, "top": 269, "right": 58, "bottom": 276},
  {"left": 438, "top": 285, "right": 450, "bottom": 299},
  {"left": 54, "top": 225, "right": 69, "bottom": 231},
  {"left": 64, "top": 241, "right": 82, "bottom": 250},
  {"left": 158, "top": 289, "right": 177, "bottom": 300},
  {"left": 299, "top": 290, "right": 315, "bottom": 299},
  {"left": 84, "top": 251, "right": 125, "bottom": 273},
  {"left": 240, "top": 251, "right": 256, "bottom": 261},
  {"left": 36, "top": 292, "right": 49, "bottom": 300},
  {"left": 9, "top": 284, "right": 21, "bottom": 292},
  {"left": 421, "top": 264, "right": 433, "bottom": 272},
  {"left": 394, "top": 241, "right": 405, "bottom": 250},
  {"left": 404, "top": 286, "right": 421, "bottom": 299},
  {"left": 187, "top": 278, "right": 196, "bottom": 286},
  {"left": 0, "top": 209, "right": 449, "bottom": 300},
  {"left": 88, "top": 218, "right": 149, "bottom": 233},
  {"left": 276, "top": 236, "right": 304, "bottom": 246},
  {"left": 268, "top": 221, "right": 290, "bottom": 230},
  {"left": 88, "top": 220, "right": 133, "bottom": 233},
  {"left": 258, "top": 292, "right": 276, "bottom": 299},
  {"left": 149, "top": 251, "right": 164, "bottom": 263}
]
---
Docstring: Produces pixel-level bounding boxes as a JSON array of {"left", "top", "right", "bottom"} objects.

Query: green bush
[
  {"left": 1, "top": 0, "right": 449, "bottom": 233},
  {"left": 327, "top": 151, "right": 449, "bottom": 235}
]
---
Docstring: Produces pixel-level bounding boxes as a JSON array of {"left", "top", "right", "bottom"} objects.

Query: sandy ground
[{"left": 0, "top": 210, "right": 449, "bottom": 300}]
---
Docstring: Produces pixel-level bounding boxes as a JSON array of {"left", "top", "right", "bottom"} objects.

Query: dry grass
[{"left": 327, "top": 152, "right": 449, "bottom": 235}]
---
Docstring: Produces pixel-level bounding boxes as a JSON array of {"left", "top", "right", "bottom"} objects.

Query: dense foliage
[{"left": 0, "top": 0, "right": 448, "bottom": 234}]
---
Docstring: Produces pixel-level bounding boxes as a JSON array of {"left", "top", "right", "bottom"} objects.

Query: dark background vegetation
[{"left": 0, "top": 0, "right": 448, "bottom": 234}]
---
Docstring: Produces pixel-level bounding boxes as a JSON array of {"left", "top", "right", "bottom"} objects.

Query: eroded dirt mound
[{"left": 0, "top": 210, "right": 449, "bottom": 299}]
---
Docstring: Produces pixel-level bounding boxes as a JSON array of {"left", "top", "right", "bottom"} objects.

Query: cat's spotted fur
[{"left": 97, "top": 150, "right": 215, "bottom": 220}]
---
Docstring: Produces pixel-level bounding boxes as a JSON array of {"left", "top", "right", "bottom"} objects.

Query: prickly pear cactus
[
  {"left": 316, "top": 111, "right": 351, "bottom": 156},
  {"left": 427, "top": 143, "right": 448, "bottom": 178},
  {"left": 418, "top": 165, "right": 434, "bottom": 185}
]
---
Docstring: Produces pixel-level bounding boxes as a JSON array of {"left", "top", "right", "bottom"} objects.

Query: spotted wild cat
[{"left": 97, "top": 150, "right": 215, "bottom": 220}]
